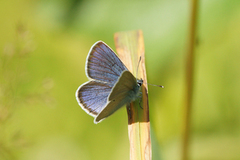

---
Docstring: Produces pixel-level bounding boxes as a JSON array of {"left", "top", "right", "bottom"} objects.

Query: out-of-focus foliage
[{"left": 0, "top": 0, "right": 239, "bottom": 160}]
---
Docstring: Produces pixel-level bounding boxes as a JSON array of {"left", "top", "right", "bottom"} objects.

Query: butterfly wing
[
  {"left": 86, "top": 41, "right": 128, "bottom": 85},
  {"left": 94, "top": 71, "right": 140, "bottom": 123},
  {"left": 76, "top": 81, "right": 112, "bottom": 117}
]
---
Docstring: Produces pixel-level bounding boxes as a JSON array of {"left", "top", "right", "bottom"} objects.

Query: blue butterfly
[{"left": 76, "top": 41, "right": 142, "bottom": 123}]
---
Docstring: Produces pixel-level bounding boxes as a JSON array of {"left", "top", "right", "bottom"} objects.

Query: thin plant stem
[{"left": 182, "top": 0, "right": 199, "bottom": 160}]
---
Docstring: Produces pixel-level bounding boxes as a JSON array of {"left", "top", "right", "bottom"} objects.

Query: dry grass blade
[{"left": 114, "top": 30, "right": 151, "bottom": 160}]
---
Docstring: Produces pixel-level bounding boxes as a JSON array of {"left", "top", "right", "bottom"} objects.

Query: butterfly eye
[{"left": 137, "top": 79, "right": 143, "bottom": 87}]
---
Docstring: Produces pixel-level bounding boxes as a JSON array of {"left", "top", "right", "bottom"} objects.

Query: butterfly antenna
[
  {"left": 136, "top": 56, "right": 141, "bottom": 79},
  {"left": 135, "top": 57, "right": 164, "bottom": 88},
  {"left": 143, "top": 81, "right": 164, "bottom": 88},
  {"left": 146, "top": 82, "right": 164, "bottom": 88}
]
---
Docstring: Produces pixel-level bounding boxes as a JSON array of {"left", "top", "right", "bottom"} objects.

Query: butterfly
[{"left": 75, "top": 41, "right": 143, "bottom": 124}]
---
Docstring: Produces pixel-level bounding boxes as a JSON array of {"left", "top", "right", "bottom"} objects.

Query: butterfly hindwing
[{"left": 76, "top": 81, "right": 112, "bottom": 117}]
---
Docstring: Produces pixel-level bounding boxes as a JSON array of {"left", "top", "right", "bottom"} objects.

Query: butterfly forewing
[
  {"left": 76, "top": 81, "right": 112, "bottom": 117},
  {"left": 94, "top": 71, "right": 140, "bottom": 123},
  {"left": 86, "top": 41, "right": 127, "bottom": 85}
]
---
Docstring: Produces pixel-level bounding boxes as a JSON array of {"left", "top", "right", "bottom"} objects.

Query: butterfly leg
[
  {"left": 137, "top": 92, "right": 143, "bottom": 109},
  {"left": 139, "top": 101, "right": 143, "bottom": 109},
  {"left": 127, "top": 103, "right": 132, "bottom": 119}
]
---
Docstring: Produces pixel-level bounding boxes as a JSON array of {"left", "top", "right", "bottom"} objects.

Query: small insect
[{"left": 75, "top": 41, "right": 143, "bottom": 124}]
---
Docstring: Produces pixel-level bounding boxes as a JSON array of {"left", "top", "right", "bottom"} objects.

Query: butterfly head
[{"left": 137, "top": 79, "right": 143, "bottom": 87}]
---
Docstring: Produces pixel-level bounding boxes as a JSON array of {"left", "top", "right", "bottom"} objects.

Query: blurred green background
[{"left": 1, "top": 0, "right": 240, "bottom": 159}]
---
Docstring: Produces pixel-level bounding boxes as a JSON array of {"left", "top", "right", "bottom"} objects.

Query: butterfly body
[{"left": 76, "top": 41, "right": 142, "bottom": 123}]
